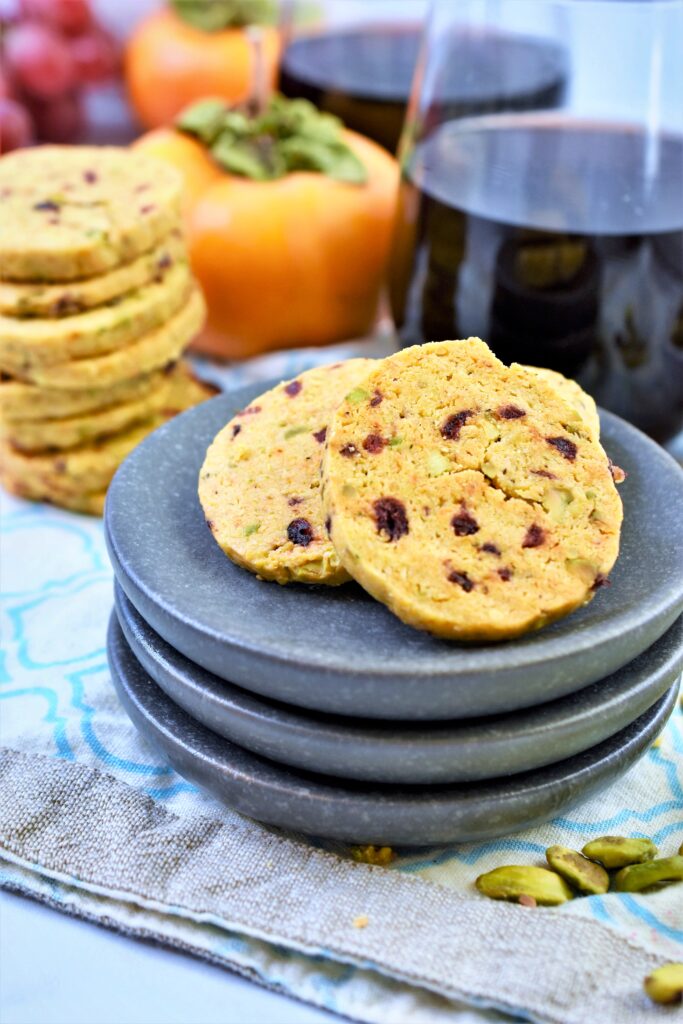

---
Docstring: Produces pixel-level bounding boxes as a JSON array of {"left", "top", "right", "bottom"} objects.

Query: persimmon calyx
[
  {"left": 170, "top": 0, "right": 276, "bottom": 31},
  {"left": 176, "top": 94, "right": 369, "bottom": 185}
]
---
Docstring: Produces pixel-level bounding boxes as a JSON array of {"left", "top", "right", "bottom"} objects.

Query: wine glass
[
  {"left": 279, "top": 0, "right": 430, "bottom": 151},
  {"left": 390, "top": 0, "right": 683, "bottom": 442}
]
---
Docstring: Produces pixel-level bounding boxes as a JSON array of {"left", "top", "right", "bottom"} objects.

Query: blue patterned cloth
[{"left": 1, "top": 341, "right": 682, "bottom": 1023}]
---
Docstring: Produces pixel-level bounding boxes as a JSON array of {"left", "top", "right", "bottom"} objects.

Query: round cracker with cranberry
[
  {"left": 321, "top": 338, "right": 622, "bottom": 641},
  {"left": 198, "top": 359, "right": 374, "bottom": 585}
]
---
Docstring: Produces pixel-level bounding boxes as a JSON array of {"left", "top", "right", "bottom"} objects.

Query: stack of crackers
[{"left": 0, "top": 145, "right": 213, "bottom": 515}]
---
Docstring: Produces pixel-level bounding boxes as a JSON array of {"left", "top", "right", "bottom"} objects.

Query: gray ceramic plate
[
  {"left": 115, "top": 583, "right": 683, "bottom": 784},
  {"left": 107, "top": 614, "right": 679, "bottom": 845},
  {"left": 105, "top": 386, "right": 683, "bottom": 720}
]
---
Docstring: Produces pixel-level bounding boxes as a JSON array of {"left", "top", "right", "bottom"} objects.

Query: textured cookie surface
[
  {"left": 1, "top": 363, "right": 212, "bottom": 452},
  {"left": 0, "top": 232, "right": 186, "bottom": 318},
  {"left": 522, "top": 365, "right": 600, "bottom": 440},
  {"left": 199, "top": 359, "right": 374, "bottom": 585},
  {"left": 0, "top": 146, "right": 182, "bottom": 281},
  {"left": 322, "top": 339, "right": 622, "bottom": 641},
  {"left": 0, "top": 262, "right": 192, "bottom": 373},
  {"left": 10, "top": 288, "right": 205, "bottom": 389},
  {"left": 0, "top": 367, "right": 171, "bottom": 423},
  {"left": 1, "top": 369, "right": 211, "bottom": 499}
]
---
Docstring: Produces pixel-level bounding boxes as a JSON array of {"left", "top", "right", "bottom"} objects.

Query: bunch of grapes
[{"left": 0, "top": 0, "right": 120, "bottom": 152}]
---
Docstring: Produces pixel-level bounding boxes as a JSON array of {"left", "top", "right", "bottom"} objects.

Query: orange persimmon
[
  {"left": 133, "top": 125, "right": 398, "bottom": 359},
  {"left": 125, "top": 7, "right": 280, "bottom": 130}
]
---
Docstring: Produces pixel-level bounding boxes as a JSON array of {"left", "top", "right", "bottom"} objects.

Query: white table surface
[{"left": 0, "top": 890, "right": 334, "bottom": 1024}]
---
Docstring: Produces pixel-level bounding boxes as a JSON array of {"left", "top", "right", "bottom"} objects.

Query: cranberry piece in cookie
[
  {"left": 373, "top": 498, "right": 409, "bottom": 541},
  {"left": 451, "top": 507, "right": 479, "bottom": 536},
  {"left": 546, "top": 436, "right": 578, "bottom": 461},
  {"left": 440, "top": 410, "right": 473, "bottom": 441},
  {"left": 363, "top": 433, "right": 386, "bottom": 454},
  {"left": 448, "top": 569, "right": 474, "bottom": 592},
  {"left": 522, "top": 524, "right": 546, "bottom": 549},
  {"left": 497, "top": 404, "right": 526, "bottom": 419},
  {"left": 287, "top": 518, "right": 314, "bottom": 546}
]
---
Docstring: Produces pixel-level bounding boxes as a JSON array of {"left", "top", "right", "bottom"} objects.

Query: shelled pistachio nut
[
  {"left": 475, "top": 866, "right": 573, "bottom": 906},
  {"left": 644, "top": 963, "right": 683, "bottom": 1005},
  {"left": 614, "top": 855, "right": 683, "bottom": 892},
  {"left": 545, "top": 845, "right": 609, "bottom": 895},
  {"left": 581, "top": 836, "right": 658, "bottom": 869}
]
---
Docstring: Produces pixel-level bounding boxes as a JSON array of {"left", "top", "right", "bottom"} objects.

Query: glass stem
[{"left": 246, "top": 25, "right": 268, "bottom": 116}]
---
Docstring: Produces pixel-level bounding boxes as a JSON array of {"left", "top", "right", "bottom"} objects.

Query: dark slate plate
[
  {"left": 107, "top": 614, "right": 679, "bottom": 845},
  {"left": 105, "top": 385, "right": 683, "bottom": 720},
  {"left": 115, "top": 584, "right": 683, "bottom": 784}
]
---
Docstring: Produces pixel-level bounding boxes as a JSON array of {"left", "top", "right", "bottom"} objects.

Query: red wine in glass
[
  {"left": 280, "top": 25, "right": 566, "bottom": 151},
  {"left": 390, "top": 114, "right": 683, "bottom": 441}
]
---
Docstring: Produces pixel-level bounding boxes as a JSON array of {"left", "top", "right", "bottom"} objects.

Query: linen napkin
[{"left": 1, "top": 338, "right": 681, "bottom": 1024}]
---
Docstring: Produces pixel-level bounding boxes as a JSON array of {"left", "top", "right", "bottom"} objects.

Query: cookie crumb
[
  {"left": 608, "top": 459, "right": 627, "bottom": 484},
  {"left": 352, "top": 915, "right": 369, "bottom": 929},
  {"left": 351, "top": 845, "right": 395, "bottom": 866}
]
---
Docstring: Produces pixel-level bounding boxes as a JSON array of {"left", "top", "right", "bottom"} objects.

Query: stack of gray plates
[{"left": 105, "top": 386, "right": 683, "bottom": 846}]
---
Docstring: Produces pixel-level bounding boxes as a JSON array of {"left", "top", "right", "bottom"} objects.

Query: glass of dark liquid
[
  {"left": 279, "top": 1, "right": 566, "bottom": 152},
  {"left": 391, "top": 0, "right": 683, "bottom": 442}
]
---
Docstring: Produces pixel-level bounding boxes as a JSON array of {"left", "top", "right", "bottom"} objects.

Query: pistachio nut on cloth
[{"left": 1, "top": 340, "right": 682, "bottom": 1024}]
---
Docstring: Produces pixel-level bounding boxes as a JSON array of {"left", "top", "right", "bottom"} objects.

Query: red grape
[
  {"left": 19, "top": 0, "right": 91, "bottom": 35},
  {"left": 30, "top": 90, "right": 84, "bottom": 142},
  {"left": 5, "top": 22, "right": 75, "bottom": 99},
  {"left": 70, "top": 29, "right": 118, "bottom": 85},
  {"left": 0, "top": 97, "right": 34, "bottom": 152},
  {"left": 0, "top": 69, "right": 13, "bottom": 100}
]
